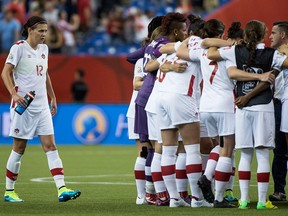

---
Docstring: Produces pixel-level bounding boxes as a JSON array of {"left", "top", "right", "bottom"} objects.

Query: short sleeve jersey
[
  {"left": 126, "top": 58, "right": 146, "bottom": 118},
  {"left": 189, "top": 45, "right": 235, "bottom": 113},
  {"left": 6, "top": 40, "right": 49, "bottom": 111}
]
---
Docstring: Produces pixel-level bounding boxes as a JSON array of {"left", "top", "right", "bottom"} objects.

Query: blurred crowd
[{"left": 0, "top": 0, "right": 225, "bottom": 55}]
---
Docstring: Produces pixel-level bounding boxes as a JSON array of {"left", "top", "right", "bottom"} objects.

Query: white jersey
[
  {"left": 219, "top": 43, "right": 286, "bottom": 112},
  {"left": 6, "top": 40, "right": 49, "bottom": 111},
  {"left": 282, "top": 68, "right": 288, "bottom": 102},
  {"left": 189, "top": 46, "right": 235, "bottom": 113},
  {"left": 126, "top": 58, "right": 146, "bottom": 118}
]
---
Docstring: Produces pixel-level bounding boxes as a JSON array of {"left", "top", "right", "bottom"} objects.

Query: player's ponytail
[{"left": 244, "top": 20, "right": 266, "bottom": 66}]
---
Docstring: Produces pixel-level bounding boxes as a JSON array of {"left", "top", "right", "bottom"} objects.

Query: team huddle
[{"left": 126, "top": 12, "right": 288, "bottom": 209}]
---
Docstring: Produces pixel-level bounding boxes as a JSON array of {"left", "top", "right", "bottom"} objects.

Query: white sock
[
  {"left": 6, "top": 150, "right": 22, "bottom": 190},
  {"left": 46, "top": 150, "right": 65, "bottom": 189}
]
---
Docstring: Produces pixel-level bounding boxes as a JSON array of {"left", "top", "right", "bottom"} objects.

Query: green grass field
[{"left": 0, "top": 145, "right": 287, "bottom": 215}]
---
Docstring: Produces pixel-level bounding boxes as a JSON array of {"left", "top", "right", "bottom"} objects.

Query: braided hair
[{"left": 244, "top": 20, "right": 266, "bottom": 66}]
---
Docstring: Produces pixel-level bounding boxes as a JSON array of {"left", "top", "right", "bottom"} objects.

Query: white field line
[{"left": 29, "top": 174, "right": 268, "bottom": 187}]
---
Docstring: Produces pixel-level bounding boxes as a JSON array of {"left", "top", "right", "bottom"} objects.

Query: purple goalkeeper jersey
[{"left": 135, "top": 36, "right": 170, "bottom": 107}]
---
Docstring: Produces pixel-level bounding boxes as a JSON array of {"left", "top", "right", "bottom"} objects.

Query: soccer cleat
[
  {"left": 136, "top": 196, "right": 147, "bottom": 205},
  {"left": 183, "top": 195, "right": 192, "bottom": 205},
  {"left": 214, "top": 199, "right": 236, "bottom": 208},
  {"left": 169, "top": 198, "right": 190, "bottom": 207},
  {"left": 224, "top": 189, "right": 238, "bottom": 202},
  {"left": 145, "top": 192, "right": 156, "bottom": 205},
  {"left": 269, "top": 192, "right": 287, "bottom": 201},
  {"left": 256, "top": 201, "right": 278, "bottom": 210},
  {"left": 191, "top": 198, "right": 213, "bottom": 208},
  {"left": 58, "top": 187, "right": 81, "bottom": 202},
  {"left": 4, "top": 191, "right": 24, "bottom": 202},
  {"left": 238, "top": 200, "right": 249, "bottom": 209},
  {"left": 155, "top": 198, "right": 170, "bottom": 206},
  {"left": 197, "top": 175, "right": 215, "bottom": 203}
]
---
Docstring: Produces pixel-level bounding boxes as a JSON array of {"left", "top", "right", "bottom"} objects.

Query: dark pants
[
  {"left": 134, "top": 103, "right": 149, "bottom": 143},
  {"left": 272, "top": 100, "right": 287, "bottom": 194}
]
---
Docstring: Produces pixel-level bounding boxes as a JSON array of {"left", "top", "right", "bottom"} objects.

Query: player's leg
[{"left": 4, "top": 137, "right": 27, "bottom": 202}]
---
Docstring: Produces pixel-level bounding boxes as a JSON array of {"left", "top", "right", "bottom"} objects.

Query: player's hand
[
  {"left": 235, "top": 95, "right": 249, "bottom": 109},
  {"left": 258, "top": 71, "right": 275, "bottom": 84},
  {"left": 173, "top": 62, "right": 188, "bottom": 73},
  {"left": 12, "top": 93, "right": 27, "bottom": 108},
  {"left": 50, "top": 98, "right": 57, "bottom": 116}
]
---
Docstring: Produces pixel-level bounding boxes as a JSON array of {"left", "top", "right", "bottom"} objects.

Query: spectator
[
  {"left": 57, "top": 10, "right": 79, "bottom": 54},
  {"left": 0, "top": 7, "right": 21, "bottom": 53},
  {"left": 45, "top": 24, "right": 63, "bottom": 54},
  {"left": 106, "top": 6, "right": 125, "bottom": 45},
  {"left": 77, "top": 0, "right": 93, "bottom": 33},
  {"left": 43, "top": 1, "right": 59, "bottom": 25},
  {"left": 71, "top": 68, "right": 89, "bottom": 103}
]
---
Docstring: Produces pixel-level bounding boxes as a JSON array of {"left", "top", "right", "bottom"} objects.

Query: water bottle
[{"left": 15, "top": 91, "right": 36, "bottom": 115}]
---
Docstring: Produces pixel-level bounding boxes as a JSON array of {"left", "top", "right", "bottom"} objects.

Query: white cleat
[
  {"left": 191, "top": 198, "right": 214, "bottom": 208},
  {"left": 136, "top": 196, "right": 147, "bottom": 205},
  {"left": 169, "top": 198, "right": 190, "bottom": 207}
]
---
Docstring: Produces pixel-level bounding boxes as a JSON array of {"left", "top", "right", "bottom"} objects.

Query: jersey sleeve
[
  {"left": 188, "top": 48, "right": 202, "bottom": 61},
  {"left": 272, "top": 50, "right": 287, "bottom": 71},
  {"left": 134, "top": 58, "right": 145, "bottom": 78},
  {"left": 5, "top": 43, "right": 22, "bottom": 67},
  {"left": 219, "top": 46, "right": 236, "bottom": 68}
]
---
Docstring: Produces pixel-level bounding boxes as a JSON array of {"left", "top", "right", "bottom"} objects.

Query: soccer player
[
  {"left": 269, "top": 21, "right": 288, "bottom": 202},
  {"left": 1, "top": 16, "right": 81, "bottom": 202},
  {"left": 207, "top": 20, "right": 288, "bottom": 210}
]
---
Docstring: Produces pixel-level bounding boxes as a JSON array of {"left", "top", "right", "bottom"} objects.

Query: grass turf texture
[{"left": 0, "top": 145, "right": 287, "bottom": 215}]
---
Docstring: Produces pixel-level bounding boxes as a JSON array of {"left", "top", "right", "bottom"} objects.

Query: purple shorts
[{"left": 134, "top": 104, "right": 149, "bottom": 143}]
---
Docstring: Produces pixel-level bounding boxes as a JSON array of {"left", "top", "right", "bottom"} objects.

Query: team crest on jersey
[
  {"left": 136, "top": 66, "right": 142, "bottom": 73},
  {"left": 41, "top": 54, "right": 46, "bottom": 59},
  {"left": 14, "top": 128, "right": 19, "bottom": 134}
]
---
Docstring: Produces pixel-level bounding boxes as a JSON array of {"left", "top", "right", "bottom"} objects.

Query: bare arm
[
  {"left": 227, "top": 66, "right": 275, "bottom": 83},
  {"left": 145, "top": 59, "right": 160, "bottom": 72},
  {"left": 176, "top": 37, "right": 190, "bottom": 61},
  {"left": 207, "top": 47, "right": 223, "bottom": 61},
  {"left": 201, "top": 38, "right": 232, "bottom": 49},
  {"left": 133, "top": 76, "right": 144, "bottom": 91},
  {"left": 159, "top": 43, "right": 176, "bottom": 54},
  {"left": 235, "top": 82, "right": 271, "bottom": 108},
  {"left": 46, "top": 71, "right": 57, "bottom": 116},
  {"left": 1, "top": 63, "right": 26, "bottom": 107},
  {"left": 159, "top": 61, "right": 187, "bottom": 73}
]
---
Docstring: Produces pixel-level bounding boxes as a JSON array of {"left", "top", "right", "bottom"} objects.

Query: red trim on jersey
[
  {"left": 238, "top": 170, "right": 251, "bottom": 180},
  {"left": 257, "top": 172, "right": 270, "bottom": 183},
  {"left": 214, "top": 170, "right": 231, "bottom": 182},
  {"left": 208, "top": 152, "right": 219, "bottom": 161},
  {"left": 50, "top": 168, "right": 64, "bottom": 176},
  {"left": 186, "top": 164, "right": 202, "bottom": 174},
  {"left": 151, "top": 172, "right": 163, "bottom": 182},
  {"left": 15, "top": 40, "right": 24, "bottom": 45},
  {"left": 6, "top": 169, "right": 18, "bottom": 181},
  {"left": 175, "top": 169, "right": 187, "bottom": 179},
  {"left": 187, "top": 75, "right": 195, "bottom": 96},
  {"left": 134, "top": 170, "right": 145, "bottom": 180},
  {"left": 161, "top": 164, "right": 175, "bottom": 176}
]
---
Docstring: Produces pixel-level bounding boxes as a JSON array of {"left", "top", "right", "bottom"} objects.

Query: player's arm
[
  {"left": 133, "top": 76, "right": 144, "bottom": 91},
  {"left": 201, "top": 38, "right": 232, "bottom": 49},
  {"left": 227, "top": 66, "right": 275, "bottom": 82},
  {"left": 176, "top": 37, "right": 190, "bottom": 60},
  {"left": 159, "top": 42, "right": 176, "bottom": 54},
  {"left": 1, "top": 63, "right": 26, "bottom": 107},
  {"left": 46, "top": 71, "right": 57, "bottom": 116},
  {"left": 234, "top": 70, "right": 278, "bottom": 108}
]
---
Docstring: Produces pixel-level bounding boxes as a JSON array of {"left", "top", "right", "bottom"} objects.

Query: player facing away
[{"left": 1, "top": 16, "right": 81, "bottom": 202}]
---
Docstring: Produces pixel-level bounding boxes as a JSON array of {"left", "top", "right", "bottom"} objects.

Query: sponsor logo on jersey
[{"left": 72, "top": 105, "right": 108, "bottom": 144}]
